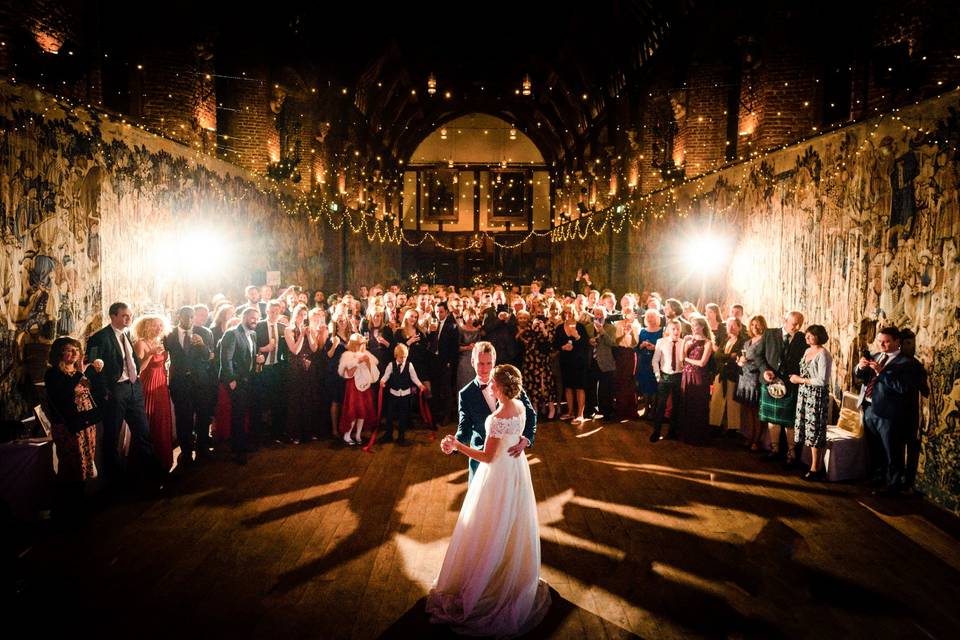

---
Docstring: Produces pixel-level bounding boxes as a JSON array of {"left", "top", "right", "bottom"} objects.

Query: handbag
[{"left": 734, "top": 369, "right": 760, "bottom": 405}]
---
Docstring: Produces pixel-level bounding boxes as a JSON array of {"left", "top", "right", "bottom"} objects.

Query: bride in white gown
[{"left": 428, "top": 364, "right": 551, "bottom": 637}]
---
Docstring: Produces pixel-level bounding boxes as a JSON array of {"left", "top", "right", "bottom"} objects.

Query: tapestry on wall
[
  {"left": 553, "top": 94, "right": 960, "bottom": 512},
  {"left": 0, "top": 82, "right": 331, "bottom": 420}
]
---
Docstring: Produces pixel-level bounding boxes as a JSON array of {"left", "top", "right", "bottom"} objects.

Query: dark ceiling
[
  {"left": 85, "top": 1, "right": 692, "bottom": 164},
  {"left": 209, "top": 0, "right": 691, "bottom": 164}
]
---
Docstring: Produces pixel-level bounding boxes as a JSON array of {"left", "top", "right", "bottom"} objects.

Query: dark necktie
[{"left": 864, "top": 354, "right": 889, "bottom": 399}]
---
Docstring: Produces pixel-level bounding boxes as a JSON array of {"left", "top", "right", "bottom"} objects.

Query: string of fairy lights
[
  {"left": 4, "top": 36, "right": 959, "bottom": 253},
  {"left": 550, "top": 87, "right": 960, "bottom": 244}
]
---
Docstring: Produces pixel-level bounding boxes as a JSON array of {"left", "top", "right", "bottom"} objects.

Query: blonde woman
[
  {"left": 613, "top": 307, "right": 641, "bottom": 419},
  {"left": 337, "top": 333, "right": 380, "bottom": 445},
  {"left": 133, "top": 314, "right": 174, "bottom": 470}
]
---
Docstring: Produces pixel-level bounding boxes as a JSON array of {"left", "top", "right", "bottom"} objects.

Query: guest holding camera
[{"left": 855, "top": 326, "right": 923, "bottom": 495}]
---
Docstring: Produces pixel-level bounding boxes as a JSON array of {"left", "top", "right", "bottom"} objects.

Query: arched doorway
[{"left": 401, "top": 114, "right": 552, "bottom": 287}]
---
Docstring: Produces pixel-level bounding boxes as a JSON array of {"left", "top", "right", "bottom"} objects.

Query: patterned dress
[
  {"left": 518, "top": 327, "right": 557, "bottom": 409},
  {"left": 795, "top": 357, "right": 829, "bottom": 448}
]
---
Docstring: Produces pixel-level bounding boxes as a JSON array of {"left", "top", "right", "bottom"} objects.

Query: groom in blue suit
[{"left": 444, "top": 341, "right": 537, "bottom": 481}]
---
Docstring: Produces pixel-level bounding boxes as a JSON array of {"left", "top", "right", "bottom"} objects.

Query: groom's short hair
[{"left": 472, "top": 340, "right": 496, "bottom": 362}]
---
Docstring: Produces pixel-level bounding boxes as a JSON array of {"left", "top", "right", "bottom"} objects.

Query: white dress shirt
[
  {"left": 651, "top": 336, "right": 683, "bottom": 378},
  {"left": 475, "top": 376, "right": 497, "bottom": 412},
  {"left": 113, "top": 326, "right": 133, "bottom": 382},
  {"left": 380, "top": 360, "right": 423, "bottom": 396}
]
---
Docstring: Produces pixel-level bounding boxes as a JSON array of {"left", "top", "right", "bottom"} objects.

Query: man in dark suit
[
  {"left": 444, "top": 341, "right": 536, "bottom": 482},
  {"left": 428, "top": 301, "right": 460, "bottom": 426},
  {"left": 220, "top": 307, "right": 264, "bottom": 464},
  {"left": 164, "top": 306, "right": 214, "bottom": 464},
  {"left": 481, "top": 303, "right": 517, "bottom": 368},
  {"left": 663, "top": 298, "right": 692, "bottom": 337},
  {"left": 84, "top": 301, "right": 162, "bottom": 485},
  {"left": 235, "top": 285, "right": 266, "bottom": 318},
  {"left": 899, "top": 329, "right": 930, "bottom": 493},
  {"left": 193, "top": 303, "right": 219, "bottom": 446},
  {"left": 756, "top": 311, "right": 807, "bottom": 463},
  {"left": 855, "top": 326, "right": 922, "bottom": 495},
  {"left": 255, "top": 299, "right": 288, "bottom": 443}
]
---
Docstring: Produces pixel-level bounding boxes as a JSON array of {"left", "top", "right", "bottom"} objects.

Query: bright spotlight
[
  {"left": 154, "top": 226, "right": 231, "bottom": 283},
  {"left": 683, "top": 232, "right": 731, "bottom": 267}
]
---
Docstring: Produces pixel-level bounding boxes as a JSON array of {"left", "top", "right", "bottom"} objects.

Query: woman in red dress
[
  {"left": 133, "top": 314, "right": 174, "bottom": 470},
  {"left": 211, "top": 307, "right": 238, "bottom": 444}
]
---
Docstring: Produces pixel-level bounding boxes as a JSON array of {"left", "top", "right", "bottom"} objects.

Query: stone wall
[{"left": 552, "top": 90, "right": 960, "bottom": 512}]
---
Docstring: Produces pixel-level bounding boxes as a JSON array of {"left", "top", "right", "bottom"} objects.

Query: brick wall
[
  {"left": 135, "top": 45, "right": 216, "bottom": 151},
  {"left": 216, "top": 64, "right": 274, "bottom": 176}
]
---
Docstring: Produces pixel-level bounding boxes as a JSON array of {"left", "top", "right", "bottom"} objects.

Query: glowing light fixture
[
  {"left": 427, "top": 73, "right": 437, "bottom": 95},
  {"left": 522, "top": 75, "right": 532, "bottom": 96}
]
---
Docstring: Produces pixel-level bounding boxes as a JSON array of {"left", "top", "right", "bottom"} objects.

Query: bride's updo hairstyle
[{"left": 492, "top": 364, "right": 523, "bottom": 399}]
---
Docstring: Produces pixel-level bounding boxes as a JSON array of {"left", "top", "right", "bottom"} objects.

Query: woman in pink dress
[{"left": 133, "top": 314, "right": 174, "bottom": 470}]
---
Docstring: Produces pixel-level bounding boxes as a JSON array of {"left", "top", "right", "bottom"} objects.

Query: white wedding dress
[{"left": 426, "top": 402, "right": 551, "bottom": 637}]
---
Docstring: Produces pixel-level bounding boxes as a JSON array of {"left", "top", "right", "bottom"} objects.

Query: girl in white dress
[{"left": 430, "top": 365, "right": 551, "bottom": 637}]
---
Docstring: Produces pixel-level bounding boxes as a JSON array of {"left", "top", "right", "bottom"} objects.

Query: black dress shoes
[
  {"left": 872, "top": 484, "right": 902, "bottom": 497},
  {"left": 649, "top": 431, "right": 661, "bottom": 443}
]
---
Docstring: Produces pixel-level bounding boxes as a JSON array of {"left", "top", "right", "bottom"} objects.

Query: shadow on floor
[{"left": 376, "top": 586, "right": 641, "bottom": 639}]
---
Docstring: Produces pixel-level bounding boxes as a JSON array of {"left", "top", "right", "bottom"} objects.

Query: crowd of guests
[{"left": 41, "top": 278, "right": 930, "bottom": 522}]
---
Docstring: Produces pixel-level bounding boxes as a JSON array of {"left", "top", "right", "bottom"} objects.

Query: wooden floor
[{"left": 13, "top": 418, "right": 960, "bottom": 639}]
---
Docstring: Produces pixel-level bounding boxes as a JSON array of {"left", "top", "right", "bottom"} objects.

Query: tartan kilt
[{"left": 758, "top": 383, "right": 797, "bottom": 426}]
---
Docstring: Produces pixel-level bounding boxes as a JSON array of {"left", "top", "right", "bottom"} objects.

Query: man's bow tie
[{"left": 479, "top": 383, "right": 488, "bottom": 390}]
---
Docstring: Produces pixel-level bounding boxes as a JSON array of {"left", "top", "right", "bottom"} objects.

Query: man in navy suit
[
  {"left": 443, "top": 341, "right": 536, "bottom": 482},
  {"left": 220, "top": 307, "right": 265, "bottom": 464},
  {"left": 855, "top": 326, "right": 922, "bottom": 495},
  {"left": 164, "top": 306, "right": 215, "bottom": 464},
  {"left": 85, "top": 301, "right": 162, "bottom": 485}
]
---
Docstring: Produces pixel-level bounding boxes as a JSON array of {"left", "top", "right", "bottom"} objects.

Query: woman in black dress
[
  {"left": 554, "top": 306, "right": 588, "bottom": 423},
  {"left": 307, "top": 308, "right": 333, "bottom": 438},
  {"left": 44, "top": 336, "right": 100, "bottom": 522}
]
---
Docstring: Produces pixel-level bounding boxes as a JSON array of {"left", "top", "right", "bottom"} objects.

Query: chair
[{"left": 801, "top": 392, "right": 868, "bottom": 481}]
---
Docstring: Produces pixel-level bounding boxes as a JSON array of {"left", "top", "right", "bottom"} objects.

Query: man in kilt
[{"left": 756, "top": 311, "right": 807, "bottom": 464}]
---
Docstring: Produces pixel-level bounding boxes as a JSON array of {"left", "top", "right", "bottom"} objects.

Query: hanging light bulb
[
  {"left": 521, "top": 74, "right": 532, "bottom": 96},
  {"left": 509, "top": 128, "right": 517, "bottom": 140},
  {"left": 427, "top": 73, "right": 437, "bottom": 95},
  {"left": 448, "top": 158, "right": 454, "bottom": 168},
  {"left": 440, "top": 127, "right": 448, "bottom": 140}
]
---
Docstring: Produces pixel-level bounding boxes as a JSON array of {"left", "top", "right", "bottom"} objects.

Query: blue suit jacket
[
  {"left": 455, "top": 379, "right": 537, "bottom": 481},
  {"left": 855, "top": 353, "right": 916, "bottom": 420}
]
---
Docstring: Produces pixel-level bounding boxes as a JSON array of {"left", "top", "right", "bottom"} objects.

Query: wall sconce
[
  {"left": 440, "top": 128, "right": 448, "bottom": 140},
  {"left": 521, "top": 75, "right": 532, "bottom": 96},
  {"left": 509, "top": 129, "right": 517, "bottom": 140},
  {"left": 427, "top": 73, "right": 437, "bottom": 95}
]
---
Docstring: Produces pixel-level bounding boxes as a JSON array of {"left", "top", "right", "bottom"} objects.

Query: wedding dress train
[{"left": 426, "top": 404, "right": 551, "bottom": 637}]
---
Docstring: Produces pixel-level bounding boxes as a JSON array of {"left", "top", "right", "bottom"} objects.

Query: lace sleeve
[{"left": 488, "top": 419, "right": 509, "bottom": 439}]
